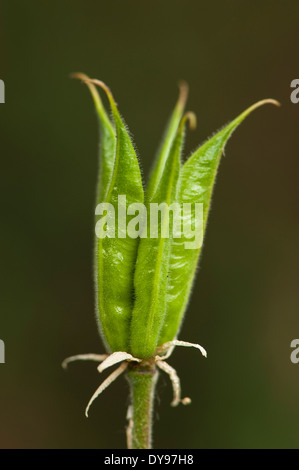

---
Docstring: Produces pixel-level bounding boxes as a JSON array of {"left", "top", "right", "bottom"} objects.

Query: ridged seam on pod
[{"left": 130, "top": 112, "right": 197, "bottom": 359}]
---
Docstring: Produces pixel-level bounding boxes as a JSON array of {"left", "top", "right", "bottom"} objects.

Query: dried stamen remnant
[{"left": 62, "top": 338, "right": 206, "bottom": 416}]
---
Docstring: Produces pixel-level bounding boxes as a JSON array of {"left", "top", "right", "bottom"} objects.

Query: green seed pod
[
  {"left": 130, "top": 113, "right": 195, "bottom": 359},
  {"left": 78, "top": 78, "right": 144, "bottom": 353},
  {"left": 72, "top": 79, "right": 278, "bottom": 357},
  {"left": 65, "top": 80, "right": 279, "bottom": 446},
  {"left": 158, "top": 99, "right": 280, "bottom": 345}
]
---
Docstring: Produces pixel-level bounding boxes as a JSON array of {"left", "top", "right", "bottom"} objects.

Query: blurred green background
[{"left": 0, "top": 0, "right": 299, "bottom": 449}]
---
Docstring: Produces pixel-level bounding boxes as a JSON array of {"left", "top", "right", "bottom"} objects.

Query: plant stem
[{"left": 126, "top": 363, "right": 158, "bottom": 449}]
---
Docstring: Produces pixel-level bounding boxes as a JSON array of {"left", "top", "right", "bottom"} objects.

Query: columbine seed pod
[
  {"left": 74, "top": 75, "right": 144, "bottom": 353},
  {"left": 158, "top": 99, "right": 280, "bottom": 345},
  {"left": 94, "top": 81, "right": 144, "bottom": 353},
  {"left": 64, "top": 77, "right": 279, "bottom": 449},
  {"left": 130, "top": 112, "right": 196, "bottom": 359}
]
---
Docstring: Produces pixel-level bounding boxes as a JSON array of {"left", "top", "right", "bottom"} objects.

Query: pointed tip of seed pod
[
  {"left": 262, "top": 98, "right": 281, "bottom": 107},
  {"left": 177, "top": 80, "right": 189, "bottom": 110},
  {"left": 233, "top": 98, "right": 280, "bottom": 129},
  {"left": 70, "top": 72, "right": 89, "bottom": 81},
  {"left": 83, "top": 79, "right": 120, "bottom": 119},
  {"left": 85, "top": 78, "right": 115, "bottom": 102},
  {"left": 70, "top": 73, "right": 104, "bottom": 111},
  {"left": 247, "top": 98, "right": 281, "bottom": 115}
]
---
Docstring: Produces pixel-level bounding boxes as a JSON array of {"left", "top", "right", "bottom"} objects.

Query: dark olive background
[{"left": 0, "top": 0, "right": 298, "bottom": 449}]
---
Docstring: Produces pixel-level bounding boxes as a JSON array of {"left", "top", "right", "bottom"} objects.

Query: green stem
[{"left": 126, "top": 363, "right": 158, "bottom": 449}]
